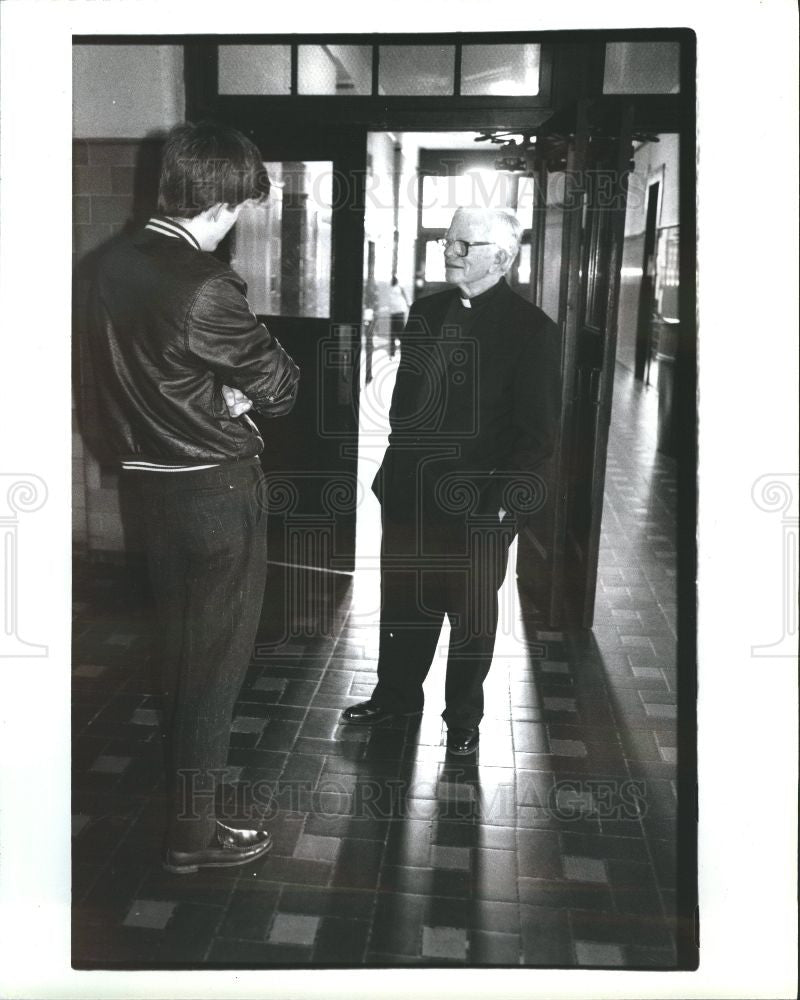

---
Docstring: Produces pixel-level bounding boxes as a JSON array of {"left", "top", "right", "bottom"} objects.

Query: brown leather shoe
[{"left": 163, "top": 821, "right": 272, "bottom": 874}]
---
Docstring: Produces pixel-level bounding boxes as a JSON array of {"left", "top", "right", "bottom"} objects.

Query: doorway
[
  {"left": 355, "top": 121, "right": 638, "bottom": 631},
  {"left": 218, "top": 127, "right": 368, "bottom": 583}
]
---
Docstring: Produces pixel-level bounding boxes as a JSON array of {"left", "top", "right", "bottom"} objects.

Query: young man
[
  {"left": 88, "top": 121, "right": 300, "bottom": 873},
  {"left": 341, "top": 207, "right": 561, "bottom": 756}
]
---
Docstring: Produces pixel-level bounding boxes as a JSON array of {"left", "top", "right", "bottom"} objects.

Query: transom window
[{"left": 218, "top": 41, "right": 543, "bottom": 97}]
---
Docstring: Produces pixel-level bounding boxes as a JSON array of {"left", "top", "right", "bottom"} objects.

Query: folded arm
[{"left": 188, "top": 274, "right": 300, "bottom": 417}]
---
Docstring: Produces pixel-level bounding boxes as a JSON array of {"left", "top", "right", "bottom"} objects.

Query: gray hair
[
  {"left": 451, "top": 207, "right": 522, "bottom": 274},
  {"left": 488, "top": 210, "right": 522, "bottom": 271}
]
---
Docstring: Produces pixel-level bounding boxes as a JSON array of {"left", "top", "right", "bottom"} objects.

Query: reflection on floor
[{"left": 72, "top": 362, "right": 682, "bottom": 969}]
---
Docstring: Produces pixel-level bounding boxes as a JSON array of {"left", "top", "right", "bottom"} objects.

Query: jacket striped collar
[{"left": 144, "top": 216, "right": 202, "bottom": 251}]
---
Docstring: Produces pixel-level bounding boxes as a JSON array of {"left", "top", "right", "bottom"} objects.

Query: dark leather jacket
[{"left": 87, "top": 222, "right": 300, "bottom": 465}]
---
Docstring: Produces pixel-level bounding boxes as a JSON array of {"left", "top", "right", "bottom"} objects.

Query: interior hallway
[{"left": 71, "top": 359, "right": 681, "bottom": 969}]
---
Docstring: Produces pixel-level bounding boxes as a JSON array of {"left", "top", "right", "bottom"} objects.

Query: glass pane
[
  {"left": 231, "top": 161, "right": 332, "bottom": 318},
  {"left": 515, "top": 175, "right": 539, "bottom": 227},
  {"left": 655, "top": 226, "right": 680, "bottom": 321},
  {"left": 218, "top": 45, "right": 291, "bottom": 95},
  {"left": 298, "top": 44, "right": 372, "bottom": 95},
  {"left": 603, "top": 42, "right": 680, "bottom": 94},
  {"left": 460, "top": 43, "right": 540, "bottom": 96},
  {"left": 420, "top": 172, "right": 515, "bottom": 228},
  {"left": 517, "top": 243, "right": 531, "bottom": 285},
  {"left": 540, "top": 171, "right": 564, "bottom": 322},
  {"left": 379, "top": 45, "right": 454, "bottom": 96},
  {"left": 424, "top": 240, "right": 446, "bottom": 282}
]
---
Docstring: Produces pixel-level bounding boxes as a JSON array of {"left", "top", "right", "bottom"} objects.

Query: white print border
[
  {"left": 750, "top": 474, "right": 798, "bottom": 658},
  {"left": 0, "top": 474, "right": 48, "bottom": 657}
]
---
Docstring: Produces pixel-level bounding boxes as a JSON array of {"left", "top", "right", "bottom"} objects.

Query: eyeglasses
[{"left": 438, "top": 238, "right": 496, "bottom": 258}]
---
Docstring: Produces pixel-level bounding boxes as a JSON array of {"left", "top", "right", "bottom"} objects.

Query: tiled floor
[{"left": 71, "top": 363, "right": 687, "bottom": 969}]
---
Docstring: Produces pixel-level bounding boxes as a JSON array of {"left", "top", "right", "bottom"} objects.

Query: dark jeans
[
  {"left": 372, "top": 511, "right": 515, "bottom": 729},
  {"left": 134, "top": 459, "right": 268, "bottom": 852}
]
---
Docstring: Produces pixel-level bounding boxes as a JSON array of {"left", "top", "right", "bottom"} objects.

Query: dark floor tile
[
  {"left": 279, "top": 885, "right": 377, "bottom": 921},
  {"left": 256, "top": 703, "right": 307, "bottom": 723},
  {"left": 380, "top": 865, "right": 434, "bottom": 897},
  {"left": 298, "top": 708, "right": 343, "bottom": 741},
  {"left": 216, "top": 883, "right": 280, "bottom": 940},
  {"left": 626, "top": 943, "right": 679, "bottom": 968},
  {"left": 71, "top": 802, "right": 144, "bottom": 866},
  {"left": 135, "top": 862, "right": 240, "bottom": 909},
  {"left": 226, "top": 747, "right": 287, "bottom": 773},
  {"left": 262, "top": 811, "right": 306, "bottom": 857},
  {"left": 80, "top": 848, "right": 152, "bottom": 923},
  {"left": 364, "top": 728, "right": 408, "bottom": 758},
  {"left": 515, "top": 769, "right": 556, "bottom": 810},
  {"left": 317, "top": 669, "right": 355, "bottom": 694},
  {"left": 431, "top": 819, "right": 480, "bottom": 849},
  {"left": 607, "top": 858, "right": 663, "bottom": 916},
  {"left": 331, "top": 837, "right": 385, "bottom": 891},
  {"left": 384, "top": 818, "right": 433, "bottom": 868},
  {"left": 154, "top": 902, "right": 223, "bottom": 964},
  {"left": 322, "top": 753, "right": 400, "bottom": 779},
  {"left": 72, "top": 918, "right": 159, "bottom": 967},
  {"left": 312, "top": 917, "right": 371, "bottom": 964},
  {"left": 206, "top": 937, "right": 306, "bottom": 965},
  {"left": 569, "top": 908, "right": 673, "bottom": 949},
  {"left": 471, "top": 899, "right": 520, "bottom": 935},
  {"left": 295, "top": 736, "right": 364, "bottom": 759},
  {"left": 514, "top": 805, "right": 603, "bottom": 836},
  {"left": 598, "top": 816, "right": 646, "bottom": 838},
  {"left": 256, "top": 720, "right": 302, "bottom": 752},
  {"left": 648, "top": 837, "right": 677, "bottom": 889},
  {"left": 519, "top": 905, "right": 573, "bottom": 965},
  {"left": 429, "top": 867, "right": 473, "bottom": 899},
  {"left": 370, "top": 892, "right": 425, "bottom": 957},
  {"left": 519, "top": 876, "right": 614, "bottom": 912},
  {"left": 517, "top": 829, "right": 561, "bottom": 879},
  {"left": 72, "top": 862, "right": 103, "bottom": 902},
  {"left": 279, "top": 752, "right": 325, "bottom": 787},
  {"left": 470, "top": 930, "right": 521, "bottom": 965},
  {"left": 365, "top": 950, "right": 428, "bottom": 966},
  {"left": 303, "top": 810, "right": 390, "bottom": 842},
  {"left": 559, "top": 831, "right": 650, "bottom": 864},
  {"left": 425, "top": 894, "right": 472, "bottom": 929},
  {"left": 641, "top": 812, "right": 678, "bottom": 841},
  {"left": 280, "top": 680, "right": 320, "bottom": 705}
]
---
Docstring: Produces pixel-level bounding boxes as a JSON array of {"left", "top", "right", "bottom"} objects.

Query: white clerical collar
[{"left": 459, "top": 297, "right": 471, "bottom": 308}]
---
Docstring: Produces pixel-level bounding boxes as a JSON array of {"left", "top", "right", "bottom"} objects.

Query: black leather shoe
[
  {"left": 340, "top": 700, "right": 397, "bottom": 725},
  {"left": 163, "top": 821, "right": 272, "bottom": 874},
  {"left": 446, "top": 727, "right": 480, "bottom": 755}
]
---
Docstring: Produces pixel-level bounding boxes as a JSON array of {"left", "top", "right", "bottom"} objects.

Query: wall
[
  {"left": 73, "top": 44, "right": 185, "bottom": 556},
  {"left": 73, "top": 45, "right": 184, "bottom": 138},
  {"left": 616, "top": 134, "right": 679, "bottom": 373}
]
